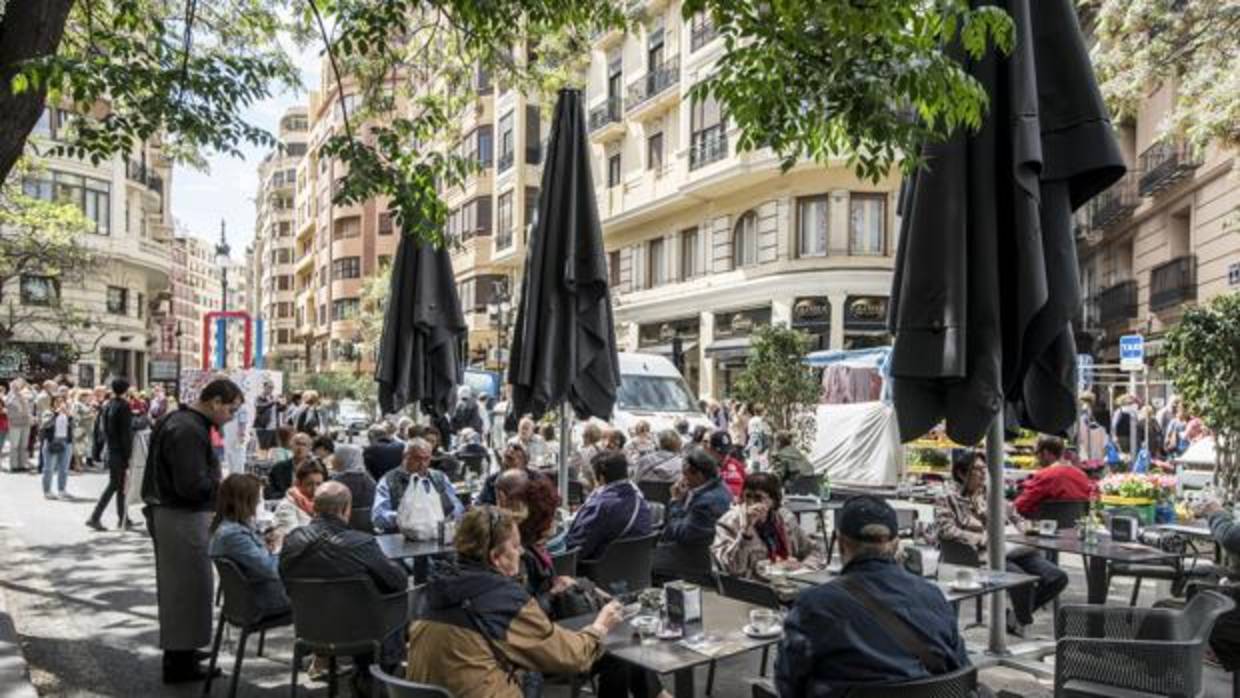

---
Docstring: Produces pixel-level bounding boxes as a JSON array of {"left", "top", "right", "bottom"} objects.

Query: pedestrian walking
[
  {"left": 140, "top": 377, "right": 243, "bottom": 683},
  {"left": 6, "top": 378, "right": 32, "bottom": 472},
  {"left": 87, "top": 378, "right": 135, "bottom": 531},
  {"left": 0, "top": 384, "right": 9, "bottom": 463},
  {"left": 39, "top": 395, "right": 73, "bottom": 499},
  {"left": 69, "top": 389, "right": 93, "bottom": 471}
]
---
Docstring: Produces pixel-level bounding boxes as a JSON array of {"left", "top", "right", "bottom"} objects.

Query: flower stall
[{"left": 1099, "top": 473, "right": 1179, "bottom": 524}]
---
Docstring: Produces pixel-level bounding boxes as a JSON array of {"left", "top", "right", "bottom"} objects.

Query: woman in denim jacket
[{"left": 208, "top": 474, "right": 290, "bottom": 618}]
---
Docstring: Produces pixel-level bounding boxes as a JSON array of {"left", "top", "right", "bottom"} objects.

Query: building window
[
  {"left": 318, "top": 304, "right": 327, "bottom": 325},
  {"left": 277, "top": 328, "right": 291, "bottom": 344},
  {"left": 849, "top": 193, "right": 886, "bottom": 255},
  {"left": 136, "top": 292, "right": 144, "bottom": 319},
  {"left": 20, "top": 275, "right": 59, "bottom": 306},
  {"left": 332, "top": 256, "right": 361, "bottom": 279},
  {"left": 732, "top": 211, "right": 758, "bottom": 268},
  {"left": 496, "top": 191, "right": 514, "bottom": 248},
  {"left": 277, "top": 275, "right": 291, "bottom": 291},
  {"left": 498, "top": 111, "right": 515, "bottom": 172},
  {"left": 524, "top": 187, "right": 539, "bottom": 235},
  {"left": 681, "top": 227, "right": 704, "bottom": 280},
  {"left": 608, "top": 250, "right": 621, "bottom": 287},
  {"left": 25, "top": 171, "right": 111, "bottom": 234},
  {"left": 647, "top": 132, "right": 664, "bottom": 172},
  {"left": 319, "top": 265, "right": 327, "bottom": 287},
  {"left": 106, "top": 286, "right": 128, "bottom": 315},
  {"left": 461, "top": 125, "right": 493, "bottom": 167},
  {"left": 524, "top": 105, "right": 542, "bottom": 164},
  {"left": 607, "top": 154, "right": 622, "bottom": 188},
  {"left": 331, "top": 298, "right": 360, "bottom": 321},
  {"left": 690, "top": 91, "right": 726, "bottom": 170},
  {"left": 647, "top": 237, "right": 666, "bottom": 289},
  {"left": 333, "top": 216, "right": 361, "bottom": 240},
  {"left": 797, "top": 195, "right": 829, "bottom": 257},
  {"left": 378, "top": 211, "right": 394, "bottom": 235}
]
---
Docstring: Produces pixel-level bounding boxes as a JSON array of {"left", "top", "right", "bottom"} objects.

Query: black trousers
[
  {"left": 1006, "top": 552, "right": 1068, "bottom": 625},
  {"left": 90, "top": 462, "right": 128, "bottom": 525},
  {"left": 595, "top": 657, "right": 662, "bottom": 698}
]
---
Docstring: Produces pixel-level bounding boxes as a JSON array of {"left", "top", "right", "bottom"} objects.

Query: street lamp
[
  {"left": 214, "top": 220, "right": 231, "bottom": 368},
  {"left": 487, "top": 279, "right": 512, "bottom": 374}
]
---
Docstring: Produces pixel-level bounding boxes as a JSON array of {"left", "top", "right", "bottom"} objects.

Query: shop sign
[
  {"left": 713, "top": 307, "right": 771, "bottom": 339},
  {"left": 843, "top": 296, "right": 889, "bottom": 330},
  {"left": 638, "top": 317, "right": 700, "bottom": 346},
  {"left": 792, "top": 297, "right": 831, "bottom": 330}
]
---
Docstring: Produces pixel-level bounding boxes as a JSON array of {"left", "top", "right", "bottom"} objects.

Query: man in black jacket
[
  {"left": 280, "top": 481, "right": 407, "bottom": 691},
  {"left": 141, "top": 378, "right": 243, "bottom": 683},
  {"left": 87, "top": 377, "right": 134, "bottom": 531},
  {"left": 362, "top": 424, "right": 405, "bottom": 481}
]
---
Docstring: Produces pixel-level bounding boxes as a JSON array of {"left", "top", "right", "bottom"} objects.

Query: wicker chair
[{"left": 1054, "top": 590, "right": 1234, "bottom": 697}]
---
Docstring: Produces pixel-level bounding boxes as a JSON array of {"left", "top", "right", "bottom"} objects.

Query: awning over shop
[
  {"left": 705, "top": 337, "right": 750, "bottom": 362},
  {"left": 639, "top": 340, "right": 698, "bottom": 358}
]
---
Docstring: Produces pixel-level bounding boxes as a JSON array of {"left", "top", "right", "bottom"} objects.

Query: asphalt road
[{"left": 0, "top": 468, "right": 1233, "bottom": 697}]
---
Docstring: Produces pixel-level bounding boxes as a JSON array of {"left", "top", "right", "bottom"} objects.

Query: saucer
[
  {"left": 656, "top": 626, "right": 683, "bottom": 640},
  {"left": 950, "top": 581, "right": 984, "bottom": 592},
  {"left": 742, "top": 624, "right": 782, "bottom": 639}
]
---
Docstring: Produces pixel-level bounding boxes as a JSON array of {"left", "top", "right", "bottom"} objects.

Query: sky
[{"left": 168, "top": 40, "right": 322, "bottom": 260}]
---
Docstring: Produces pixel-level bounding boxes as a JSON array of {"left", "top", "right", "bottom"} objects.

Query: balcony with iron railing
[
  {"left": 1149, "top": 255, "right": 1197, "bottom": 311},
  {"left": 1138, "top": 141, "right": 1202, "bottom": 196},
  {"left": 588, "top": 97, "right": 624, "bottom": 137},
  {"left": 1098, "top": 279, "right": 1138, "bottom": 326},
  {"left": 691, "top": 19, "right": 718, "bottom": 52},
  {"left": 626, "top": 57, "right": 680, "bottom": 115},
  {"left": 689, "top": 128, "right": 728, "bottom": 170},
  {"left": 1089, "top": 172, "right": 1140, "bottom": 231},
  {"left": 497, "top": 150, "right": 515, "bottom": 173},
  {"left": 494, "top": 227, "right": 514, "bottom": 253}
]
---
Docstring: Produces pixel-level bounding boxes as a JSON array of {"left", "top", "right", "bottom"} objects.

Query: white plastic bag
[{"left": 397, "top": 477, "right": 445, "bottom": 541}]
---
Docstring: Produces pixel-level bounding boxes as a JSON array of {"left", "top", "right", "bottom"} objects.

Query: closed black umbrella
[
  {"left": 887, "top": 0, "right": 1125, "bottom": 446},
  {"left": 375, "top": 233, "right": 467, "bottom": 418},
  {"left": 506, "top": 88, "right": 620, "bottom": 428}
]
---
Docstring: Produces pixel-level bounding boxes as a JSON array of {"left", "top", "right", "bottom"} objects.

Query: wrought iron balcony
[
  {"left": 689, "top": 129, "right": 727, "bottom": 170},
  {"left": 588, "top": 97, "right": 623, "bottom": 133},
  {"left": 691, "top": 19, "right": 718, "bottom": 52},
  {"left": 626, "top": 57, "right": 680, "bottom": 113},
  {"left": 1098, "top": 279, "right": 1138, "bottom": 325},
  {"left": 1138, "top": 141, "right": 1201, "bottom": 196},
  {"left": 1149, "top": 255, "right": 1197, "bottom": 311},
  {"left": 1090, "top": 172, "right": 1140, "bottom": 231}
]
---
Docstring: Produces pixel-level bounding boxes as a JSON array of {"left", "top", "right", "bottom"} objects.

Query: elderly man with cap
[{"left": 775, "top": 496, "right": 973, "bottom": 697}]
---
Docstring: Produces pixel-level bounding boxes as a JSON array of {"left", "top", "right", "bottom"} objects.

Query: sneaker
[
  {"left": 56, "top": 491, "right": 70, "bottom": 500},
  {"left": 85, "top": 518, "right": 106, "bottom": 532},
  {"left": 1005, "top": 609, "right": 1028, "bottom": 639},
  {"left": 43, "top": 491, "right": 55, "bottom": 500}
]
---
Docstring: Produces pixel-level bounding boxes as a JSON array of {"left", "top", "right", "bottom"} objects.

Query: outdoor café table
[
  {"left": 782, "top": 566, "right": 1038, "bottom": 606},
  {"left": 1005, "top": 530, "right": 1182, "bottom": 604},
  {"left": 784, "top": 498, "right": 840, "bottom": 542},
  {"left": 559, "top": 591, "right": 778, "bottom": 698},
  {"left": 375, "top": 533, "right": 454, "bottom": 562}
]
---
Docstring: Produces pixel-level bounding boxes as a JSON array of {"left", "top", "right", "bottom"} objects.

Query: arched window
[{"left": 732, "top": 210, "right": 758, "bottom": 268}]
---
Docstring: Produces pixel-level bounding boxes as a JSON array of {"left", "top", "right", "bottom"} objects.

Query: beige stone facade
[{"left": 169, "top": 233, "right": 223, "bottom": 370}]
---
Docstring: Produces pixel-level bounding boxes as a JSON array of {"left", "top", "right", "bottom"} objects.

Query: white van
[{"left": 610, "top": 352, "right": 712, "bottom": 437}]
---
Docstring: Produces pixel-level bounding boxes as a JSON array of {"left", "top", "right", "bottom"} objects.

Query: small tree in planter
[
  {"left": 1161, "top": 293, "right": 1240, "bottom": 500},
  {"left": 732, "top": 324, "right": 819, "bottom": 439}
]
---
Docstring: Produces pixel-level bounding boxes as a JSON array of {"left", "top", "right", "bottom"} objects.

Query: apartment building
[
  {"left": 584, "top": 4, "right": 900, "bottom": 397},
  {"left": 168, "top": 233, "right": 223, "bottom": 369},
  {"left": 1076, "top": 83, "right": 1239, "bottom": 373},
  {"left": 252, "top": 107, "right": 309, "bottom": 373},
  {"left": 5, "top": 108, "right": 174, "bottom": 388}
]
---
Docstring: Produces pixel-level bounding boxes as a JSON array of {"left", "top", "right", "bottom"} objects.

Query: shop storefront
[
  {"left": 706, "top": 307, "right": 771, "bottom": 397},
  {"left": 637, "top": 317, "right": 701, "bottom": 393},
  {"left": 791, "top": 296, "right": 831, "bottom": 351},
  {"left": 843, "top": 295, "right": 891, "bottom": 349}
]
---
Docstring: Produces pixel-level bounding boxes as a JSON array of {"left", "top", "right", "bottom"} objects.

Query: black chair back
[
  {"left": 1034, "top": 499, "right": 1089, "bottom": 529},
  {"left": 567, "top": 480, "right": 584, "bottom": 507},
  {"left": 284, "top": 576, "right": 409, "bottom": 655},
  {"left": 369, "top": 664, "right": 454, "bottom": 697},
  {"left": 551, "top": 548, "right": 579, "bottom": 577},
  {"left": 458, "top": 454, "right": 487, "bottom": 480},
  {"left": 843, "top": 665, "right": 978, "bottom": 698},
  {"left": 348, "top": 506, "right": 374, "bottom": 533},
  {"left": 786, "top": 475, "right": 819, "bottom": 496},
  {"left": 938, "top": 539, "right": 982, "bottom": 567},
  {"left": 212, "top": 557, "right": 263, "bottom": 626},
  {"left": 637, "top": 481, "right": 674, "bottom": 506},
  {"left": 653, "top": 542, "right": 713, "bottom": 587},
  {"left": 580, "top": 532, "right": 660, "bottom": 595},
  {"left": 716, "top": 574, "right": 782, "bottom": 609}
]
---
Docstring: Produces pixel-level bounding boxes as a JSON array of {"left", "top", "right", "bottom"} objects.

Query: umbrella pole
[
  {"left": 559, "top": 403, "right": 570, "bottom": 507},
  {"left": 986, "top": 408, "right": 1009, "bottom": 656}
]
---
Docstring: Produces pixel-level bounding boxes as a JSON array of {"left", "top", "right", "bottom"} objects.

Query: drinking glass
[
  {"left": 749, "top": 608, "right": 780, "bottom": 634},
  {"left": 632, "top": 615, "right": 660, "bottom": 645}
]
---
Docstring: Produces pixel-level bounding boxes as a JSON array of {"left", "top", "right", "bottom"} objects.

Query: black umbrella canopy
[
  {"left": 506, "top": 88, "right": 620, "bottom": 426},
  {"left": 887, "top": 0, "right": 1125, "bottom": 445},
  {"left": 375, "top": 232, "right": 467, "bottom": 417}
]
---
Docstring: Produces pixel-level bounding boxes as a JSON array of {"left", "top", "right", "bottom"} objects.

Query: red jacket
[
  {"left": 720, "top": 454, "right": 747, "bottom": 499},
  {"left": 1013, "top": 463, "right": 1096, "bottom": 517}
]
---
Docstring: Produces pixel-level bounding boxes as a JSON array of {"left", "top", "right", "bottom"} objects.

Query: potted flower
[{"left": 1099, "top": 473, "right": 1177, "bottom": 524}]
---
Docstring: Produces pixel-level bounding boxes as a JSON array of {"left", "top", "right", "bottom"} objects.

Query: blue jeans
[{"left": 41, "top": 439, "right": 71, "bottom": 494}]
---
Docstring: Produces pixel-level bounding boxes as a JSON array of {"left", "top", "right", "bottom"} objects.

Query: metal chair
[
  {"left": 348, "top": 506, "right": 374, "bottom": 533},
  {"left": 637, "top": 480, "right": 674, "bottom": 506},
  {"left": 368, "top": 664, "right": 453, "bottom": 697},
  {"left": 652, "top": 542, "right": 714, "bottom": 587},
  {"left": 1054, "top": 590, "right": 1234, "bottom": 698},
  {"left": 785, "top": 475, "right": 820, "bottom": 496},
  {"left": 551, "top": 548, "right": 579, "bottom": 577},
  {"left": 204, "top": 558, "right": 293, "bottom": 698},
  {"left": 284, "top": 576, "right": 410, "bottom": 697},
  {"left": 937, "top": 539, "right": 985, "bottom": 629},
  {"left": 1033, "top": 499, "right": 1089, "bottom": 530},
  {"left": 578, "top": 532, "right": 660, "bottom": 595},
  {"left": 843, "top": 665, "right": 979, "bottom": 697}
]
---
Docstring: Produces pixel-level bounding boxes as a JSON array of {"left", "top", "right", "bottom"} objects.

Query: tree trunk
[{"left": 0, "top": 0, "right": 75, "bottom": 182}]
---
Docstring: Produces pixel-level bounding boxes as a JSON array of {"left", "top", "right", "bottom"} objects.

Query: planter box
[{"left": 1101, "top": 495, "right": 1157, "bottom": 524}]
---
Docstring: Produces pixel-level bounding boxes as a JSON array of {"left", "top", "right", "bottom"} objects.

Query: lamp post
[
  {"left": 214, "top": 220, "right": 231, "bottom": 368},
  {"left": 487, "top": 279, "right": 512, "bottom": 375}
]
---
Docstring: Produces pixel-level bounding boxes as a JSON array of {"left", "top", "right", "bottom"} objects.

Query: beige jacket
[{"left": 711, "top": 505, "right": 821, "bottom": 579}]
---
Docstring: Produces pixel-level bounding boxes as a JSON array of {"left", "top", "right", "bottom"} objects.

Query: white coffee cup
[
  {"left": 955, "top": 568, "right": 978, "bottom": 588},
  {"left": 1039, "top": 519, "right": 1058, "bottom": 536}
]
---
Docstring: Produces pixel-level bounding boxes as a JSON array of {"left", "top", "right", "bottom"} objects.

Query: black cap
[
  {"left": 709, "top": 430, "right": 732, "bottom": 452},
  {"left": 838, "top": 495, "right": 898, "bottom": 542}
]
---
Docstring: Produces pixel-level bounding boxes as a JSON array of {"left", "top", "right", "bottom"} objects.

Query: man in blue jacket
[
  {"left": 372, "top": 438, "right": 463, "bottom": 534},
  {"left": 564, "top": 449, "right": 652, "bottom": 560},
  {"left": 776, "top": 496, "right": 972, "bottom": 697},
  {"left": 661, "top": 448, "right": 732, "bottom": 546}
]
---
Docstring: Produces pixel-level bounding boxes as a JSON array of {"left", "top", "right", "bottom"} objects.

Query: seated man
[
  {"left": 372, "top": 438, "right": 464, "bottom": 535},
  {"left": 362, "top": 424, "right": 405, "bottom": 482},
  {"left": 633, "top": 430, "right": 684, "bottom": 483},
  {"left": 776, "top": 496, "right": 973, "bottom": 697},
  {"left": 329, "top": 443, "right": 376, "bottom": 512},
  {"left": 279, "top": 481, "right": 407, "bottom": 694},
  {"left": 1013, "top": 435, "right": 1096, "bottom": 517},
  {"left": 768, "top": 430, "right": 814, "bottom": 485},
  {"left": 564, "top": 449, "right": 652, "bottom": 561},
  {"left": 477, "top": 440, "right": 529, "bottom": 506},
  {"left": 661, "top": 448, "right": 732, "bottom": 547},
  {"left": 266, "top": 432, "right": 317, "bottom": 500}
]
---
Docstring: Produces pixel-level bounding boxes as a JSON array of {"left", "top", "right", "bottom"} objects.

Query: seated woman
[
  {"left": 207, "top": 473, "right": 290, "bottom": 617},
  {"left": 712, "top": 472, "right": 823, "bottom": 580},
  {"left": 273, "top": 460, "right": 326, "bottom": 537},
  {"left": 935, "top": 450, "right": 1069, "bottom": 637},
  {"left": 408, "top": 506, "right": 665, "bottom": 698}
]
